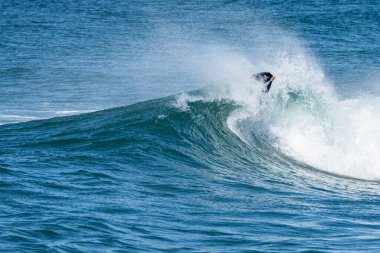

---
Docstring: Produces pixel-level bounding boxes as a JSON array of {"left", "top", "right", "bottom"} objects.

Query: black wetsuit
[{"left": 253, "top": 72, "right": 274, "bottom": 93}]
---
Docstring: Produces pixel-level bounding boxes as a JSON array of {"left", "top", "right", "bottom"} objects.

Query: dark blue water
[{"left": 1, "top": 1, "right": 380, "bottom": 252}]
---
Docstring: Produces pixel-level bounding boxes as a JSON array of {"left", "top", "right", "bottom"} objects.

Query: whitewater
[{"left": 168, "top": 38, "right": 380, "bottom": 181}]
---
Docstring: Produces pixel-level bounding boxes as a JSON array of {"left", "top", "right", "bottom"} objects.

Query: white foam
[
  {"left": 0, "top": 114, "right": 42, "bottom": 125},
  {"left": 172, "top": 93, "right": 208, "bottom": 111},
  {"left": 162, "top": 25, "right": 380, "bottom": 180},
  {"left": 271, "top": 95, "right": 380, "bottom": 180},
  {"left": 54, "top": 110, "right": 94, "bottom": 116},
  {"left": 221, "top": 48, "right": 380, "bottom": 180},
  {"left": 0, "top": 110, "right": 95, "bottom": 125}
]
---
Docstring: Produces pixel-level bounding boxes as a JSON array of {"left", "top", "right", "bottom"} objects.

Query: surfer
[{"left": 253, "top": 72, "right": 275, "bottom": 93}]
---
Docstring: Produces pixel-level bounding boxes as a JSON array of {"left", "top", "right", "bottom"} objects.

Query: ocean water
[{"left": 1, "top": 0, "right": 380, "bottom": 252}]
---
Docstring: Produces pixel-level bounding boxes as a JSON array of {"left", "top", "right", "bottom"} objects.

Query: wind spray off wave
[{"left": 219, "top": 50, "right": 380, "bottom": 180}]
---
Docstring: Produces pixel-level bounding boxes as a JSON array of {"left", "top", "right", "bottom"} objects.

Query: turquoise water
[{"left": 1, "top": 1, "right": 380, "bottom": 252}]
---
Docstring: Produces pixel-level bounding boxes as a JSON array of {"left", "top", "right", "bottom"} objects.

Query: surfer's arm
[
  {"left": 264, "top": 81, "right": 272, "bottom": 93},
  {"left": 264, "top": 75, "right": 275, "bottom": 93}
]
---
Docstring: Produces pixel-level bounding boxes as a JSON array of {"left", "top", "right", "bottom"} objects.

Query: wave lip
[
  {"left": 224, "top": 68, "right": 380, "bottom": 180},
  {"left": 189, "top": 45, "right": 380, "bottom": 181}
]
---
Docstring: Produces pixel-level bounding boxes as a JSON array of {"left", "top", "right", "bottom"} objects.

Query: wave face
[{"left": 2, "top": 86, "right": 380, "bottom": 252}]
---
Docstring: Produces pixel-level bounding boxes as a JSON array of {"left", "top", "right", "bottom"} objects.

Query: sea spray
[
  {"left": 170, "top": 40, "right": 380, "bottom": 180},
  {"left": 219, "top": 51, "right": 380, "bottom": 180}
]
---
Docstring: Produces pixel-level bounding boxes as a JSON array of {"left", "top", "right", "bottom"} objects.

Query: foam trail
[
  {"left": 0, "top": 110, "right": 95, "bottom": 125},
  {"left": 0, "top": 114, "right": 42, "bottom": 125}
]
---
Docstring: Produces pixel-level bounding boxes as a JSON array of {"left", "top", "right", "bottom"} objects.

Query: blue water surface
[{"left": 1, "top": 0, "right": 380, "bottom": 252}]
